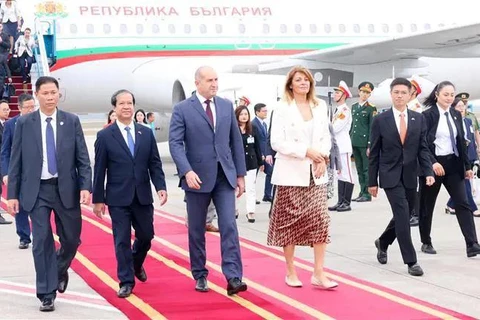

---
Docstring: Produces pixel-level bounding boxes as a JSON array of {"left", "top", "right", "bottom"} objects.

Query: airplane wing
[{"left": 258, "top": 22, "right": 480, "bottom": 71}]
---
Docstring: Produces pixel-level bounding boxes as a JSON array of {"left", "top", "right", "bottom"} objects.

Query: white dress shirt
[
  {"left": 0, "top": 2, "right": 21, "bottom": 23},
  {"left": 434, "top": 105, "right": 457, "bottom": 156},
  {"left": 196, "top": 92, "right": 216, "bottom": 129},
  {"left": 392, "top": 107, "right": 408, "bottom": 134},
  {"left": 40, "top": 109, "right": 58, "bottom": 179},
  {"left": 116, "top": 120, "right": 136, "bottom": 146}
]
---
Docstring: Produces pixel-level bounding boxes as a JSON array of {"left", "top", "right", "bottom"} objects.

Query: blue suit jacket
[
  {"left": 251, "top": 117, "right": 267, "bottom": 157},
  {"left": 1, "top": 114, "right": 19, "bottom": 177},
  {"left": 7, "top": 110, "right": 92, "bottom": 212},
  {"left": 92, "top": 122, "right": 166, "bottom": 206},
  {"left": 169, "top": 95, "right": 246, "bottom": 193}
]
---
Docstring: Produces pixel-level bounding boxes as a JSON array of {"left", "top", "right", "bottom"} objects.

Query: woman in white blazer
[
  {"left": 14, "top": 27, "right": 36, "bottom": 84},
  {"left": 267, "top": 66, "right": 338, "bottom": 290}
]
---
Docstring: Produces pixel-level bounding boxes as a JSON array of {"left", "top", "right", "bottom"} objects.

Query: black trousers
[
  {"left": 109, "top": 194, "right": 154, "bottom": 287},
  {"left": 419, "top": 155, "right": 478, "bottom": 246},
  {"left": 27, "top": 180, "right": 82, "bottom": 300},
  {"left": 379, "top": 181, "right": 417, "bottom": 265}
]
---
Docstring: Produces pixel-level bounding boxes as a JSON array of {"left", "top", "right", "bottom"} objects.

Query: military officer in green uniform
[{"left": 350, "top": 81, "right": 377, "bottom": 202}]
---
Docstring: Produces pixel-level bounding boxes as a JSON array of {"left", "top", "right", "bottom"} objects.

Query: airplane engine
[{"left": 369, "top": 76, "right": 436, "bottom": 110}]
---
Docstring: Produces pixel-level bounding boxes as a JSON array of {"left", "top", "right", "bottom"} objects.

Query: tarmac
[{"left": 0, "top": 125, "right": 479, "bottom": 319}]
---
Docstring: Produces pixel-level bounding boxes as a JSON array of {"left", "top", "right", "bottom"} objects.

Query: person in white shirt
[
  {"left": 0, "top": 0, "right": 22, "bottom": 54},
  {"left": 14, "top": 27, "right": 36, "bottom": 85}
]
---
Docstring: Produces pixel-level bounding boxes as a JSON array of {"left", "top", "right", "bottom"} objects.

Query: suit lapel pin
[
  {"left": 138, "top": 131, "right": 142, "bottom": 135},
  {"left": 454, "top": 117, "right": 457, "bottom": 120},
  {"left": 60, "top": 121, "right": 64, "bottom": 126},
  {"left": 411, "top": 117, "right": 415, "bottom": 121}
]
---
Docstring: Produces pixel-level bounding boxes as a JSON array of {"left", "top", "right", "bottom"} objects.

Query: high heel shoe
[
  {"left": 246, "top": 213, "right": 255, "bottom": 223},
  {"left": 445, "top": 206, "right": 455, "bottom": 215},
  {"left": 285, "top": 276, "right": 302, "bottom": 287},
  {"left": 311, "top": 276, "right": 338, "bottom": 290}
]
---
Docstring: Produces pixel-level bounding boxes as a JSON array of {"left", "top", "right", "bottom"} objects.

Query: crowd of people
[{"left": 1, "top": 62, "right": 480, "bottom": 313}]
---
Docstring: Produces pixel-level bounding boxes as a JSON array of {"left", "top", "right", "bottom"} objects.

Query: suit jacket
[
  {"left": 422, "top": 106, "right": 470, "bottom": 176},
  {"left": 92, "top": 122, "right": 166, "bottom": 206},
  {"left": 265, "top": 110, "right": 276, "bottom": 157},
  {"left": 271, "top": 99, "right": 331, "bottom": 187},
  {"left": 251, "top": 117, "right": 267, "bottom": 157},
  {"left": 464, "top": 117, "right": 478, "bottom": 162},
  {"left": 169, "top": 95, "right": 246, "bottom": 193},
  {"left": 7, "top": 109, "right": 92, "bottom": 212},
  {"left": 1, "top": 114, "right": 18, "bottom": 177},
  {"left": 368, "top": 108, "right": 433, "bottom": 189},
  {"left": 242, "top": 128, "right": 263, "bottom": 171}
]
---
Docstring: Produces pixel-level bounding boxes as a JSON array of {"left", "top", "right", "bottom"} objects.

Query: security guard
[
  {"left": 350, "top": 81, "right": 377, "bottom": 202},
  {"left": 329, "top": 81, "right": 354, "bottom": 212},
  {"left": 457, "top": 92, "right": 480, "bottom": 154},
  {"left": 407, "top": 80, "right": 423, "bottom": 112}
]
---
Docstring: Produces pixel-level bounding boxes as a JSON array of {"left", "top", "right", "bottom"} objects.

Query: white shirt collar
[
  {"left": 116, "top": 120, "right": 134, "bottom": 132},
  {"left": 437, "top": 103, "right": 450, "bottom": 115},
  {"left": 392, "top": 106, "right": 407, "bottom": 118},
  {"left": 39, "top": 108, "right": 57, "bottom": 122},
  {"left": 196, "top": 92, "right": 213, "bottom": 105}
]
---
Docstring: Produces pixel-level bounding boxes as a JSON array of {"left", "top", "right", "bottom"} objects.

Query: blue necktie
[
  {"left": 444, "top": 112, "right": 459, "bottom": 157},
  {"left": 125, "top": 126, "right": 135, "bottom": 156},
  {"left": 45, "top": 117, "right": 57, "bottom": 175},
  {"left": 262, "top": 121, "right": 267, "bottom": 135}
]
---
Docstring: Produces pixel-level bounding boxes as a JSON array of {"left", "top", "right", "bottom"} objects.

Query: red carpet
[{"left": 0, "top": 189, "right": 476, "bottom": 319}]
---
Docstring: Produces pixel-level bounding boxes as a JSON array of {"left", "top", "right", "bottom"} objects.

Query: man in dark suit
[
  {"left": 368, "top": 78, "right": 435, "bottom": 276},
  {"left": 93, "top": 90, "right": 167, "bottom": 298},
  {"left": 251, "top": 103, "right": 273, "bottom": 202},
  {"left": 1, "top": 93, "right": 35, "bottom": 245},
  {"left": 0, "top": 100, "right": 11, "bottom": 225},
  {"left": 7, "top": 76, "right": 92, "bottom": 312},
  {"left": 169, "top": 66, "right": 247, "bottom": 295}
]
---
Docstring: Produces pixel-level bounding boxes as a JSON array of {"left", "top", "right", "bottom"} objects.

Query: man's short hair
[
  {"left": 254, "top": 103, "right": 266, "bottom": 114},
  {"left": 146, "top": 112, "right": 154, "bottom": 119},
  {"left": 18, "top": 93, "right": 34, "bottom": 107},
  {"left": 0, "top": 99, "right": 9, "bottom": 106},
  {"left": 390, "top": 78, "right": 412, "bottom": 91},
  {"left": 111, "top": 89, "right": 136, "bottom": 107},
  {"left": 35, "top": 76, "right": 59, "bottom": 92}
]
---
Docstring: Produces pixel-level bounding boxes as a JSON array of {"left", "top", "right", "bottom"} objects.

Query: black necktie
[{"left": 444, "top": 112, "right": 459, "bottom": 157}]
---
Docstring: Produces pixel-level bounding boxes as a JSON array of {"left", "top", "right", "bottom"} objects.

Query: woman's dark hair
[
  {"left": 107, "top": 109, "right": 115, "bottom": 124},
  {"left": 451, "top": 98, "right": 463, "bottom": 109},
  {"left": 423, "top": 81, "right": 455, "bottom": 108},
  {"left": 134, "top": 109, "right": 148, "bottom": 124},
  {"left": 235, "top": 106, "right": 252, "bottom": 135}
]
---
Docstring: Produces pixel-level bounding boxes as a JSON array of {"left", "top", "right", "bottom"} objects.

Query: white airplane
[{"left": 21, "top": 0, "right": 480, "bottom": 142}]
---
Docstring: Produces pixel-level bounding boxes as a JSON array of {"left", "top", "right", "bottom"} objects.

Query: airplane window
[
  {"left": 136, "top": 24, "right": 144, "bottom": 34},
  {"left": 410, "top": 24, "right": 417, "bottom": 32},
  {"left": 382, "top": 24, "right": 389, "bottom": 33},
  {"left": 152, "top": 24, "right": 159, "bottom": 34},
  {"left": 263, "top": 23, "right": 270, "bottom": 34},
  {"left": 424, "top": 23, "right": 431, "bottom": 30},
  {"left": 168, "top": 24, "right": 175, "bottom": 33},
  {"left": 309, "top": 24, "right": 317, "bottom": 33},
  {"left": 103, "top": 24, "right": 111, "bottom": 34},
  {"left": 295, "top": 24, "right": 302, "bottom": 33},
  {"left": 120, "top": 24, "right": 127, "bottom": 34},
  {"left": 353, "top": 24, "right": 360, "bottom": 33},
  {"left": 69, "top": 24, "right": 77, "bottom": 34},
  {"left": 280, "top": 24, "right": 287, "bottom": 33},
  {"left": 86, "top": 24, "right": 94, "bottom": 33},
  {"left": 324, "top": 24, "right": 331, "bottom": 33},
  {"left": 396, "top": 24, "right": 403, "bottom": 33},
  {"left": 215, "top": 24, "right": 222, "bottom": 33},
  {"left": 200, "top": 24, "right": 207, "bottom": 34},
  {"left": 184, "top": 24, "right": 191, "bottom": 34},
  {"left": 55, "top": 21, "right": 61, "bottom": 34},
  {"left": 339, "top": 24, "right": 346, "bottom": 33},
  {"left": 238, "top": 24, "right": 246, "bottom": 34},
  {"left": 368, "top": 24, "right": 374, "bottom": 33}
]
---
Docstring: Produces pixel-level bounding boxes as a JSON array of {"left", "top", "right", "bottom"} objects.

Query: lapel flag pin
[
  {"left": 138, "top": 131, "right": 142, "bottom": 135},
  {"left": 454, "top": 117, "right": 457, "bottom": 120},
  {"left": 60, "top": 121, "right": 64, "bottom": 126},
  {"left": 411, "top": 118, "right": 415, "bottom": 121}
]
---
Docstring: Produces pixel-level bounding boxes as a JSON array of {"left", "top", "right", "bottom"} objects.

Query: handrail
[{"left": 32, "top": 17, "right": 51, "bottom": 77}]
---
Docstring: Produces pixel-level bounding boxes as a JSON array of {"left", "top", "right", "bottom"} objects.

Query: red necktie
[{"left": 205, "top": 99, "right": 214, "bottom": 125}]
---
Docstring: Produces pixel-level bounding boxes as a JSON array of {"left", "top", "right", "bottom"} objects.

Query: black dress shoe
[
  {"left": 467, "top": 243, "right": 480, "bottom": 257},
  {"left": 421, "top": 244, "right": 437, "bottom": 254},
  {"left": 409, "top": 216, "right": 419, "bottom": 227},
  {"left": 356, "top": 196, "right": 371, "bottom": 202},
  {"left": 375, "top": 239, "right": 388, "bottom": 264},
  {"left": 195, "top": 276, "right": 209, "bottom": 292},
  {"left": 39, "top": 298, "right": 55, "bottom": 312},
  {"left": 408, "top": 263, "right": 424, "bottom": 276},
  {"left": 262, "top": 197, "right": 272, "bottom": 202},
  {"left": 117, "top": 285, "right": 133, "bottom": 298},
  {"left": 328, "top": 203, "right": 341, "bottom": 211},
  {"left": 58, "top": 273, "right": 69, "bottom": 293},
  {"left": 256, "top": 200, "right": 260, "bottom": 205},
  {"left": 135, "top": 266, "right": 147, "bottom": 282},
  {"left": 0, "top": 214, "right": 12, "bottom": 224},
  {"left": 352, "top": 194, "right": 362, "bottom": 202},
  {"left": 227, "top": 277, "right": 247, "bottom": 296},
  {"left": 18, "top": 241, "right": 29, "bottom": 249}
]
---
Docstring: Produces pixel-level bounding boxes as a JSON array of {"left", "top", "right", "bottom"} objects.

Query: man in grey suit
[
  {"left": 169, "top": 66, "right": 247, "bottom": 295},
  {"left": 7, "top": 76, "right": 92, "bottom": 312}
]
